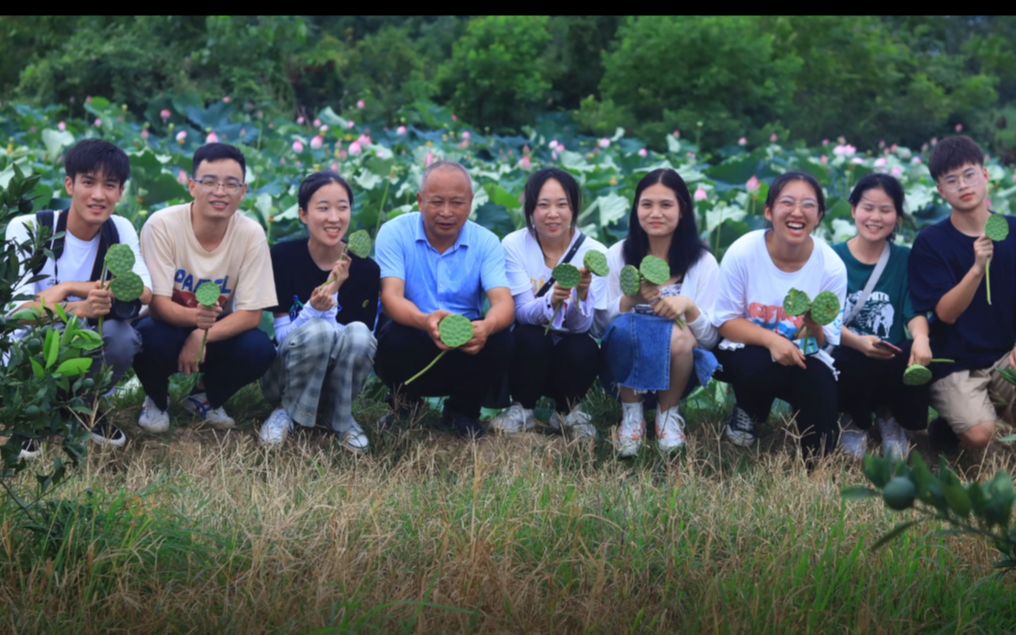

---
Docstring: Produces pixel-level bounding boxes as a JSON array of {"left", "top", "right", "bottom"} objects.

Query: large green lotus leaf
[
  {"left": 347, "top": 230, "right": 373, "bottom": 258},
  {"left": 439, "top": 314, "right": 474, "bottom": 348},
  {"left": 195, "top": 282, "right": 222, "bottom": 307},
  {"left": 554, "top": 263, "right": 582, "bottom": 289},
  {"left": 104, "top": 244, "right": 135, "bottom": 277},
  {"left": 583, "top": 250, "right": 609, "bottom": 277},
  {"left": 783, "top": 288, "right": 811, "bottom": 317},
  {"left": 620, "top": 265, "right": 641, "bottom": 297},
  {"left": 902, "top": 364, "right": 932, "bottom": 386},
  {"left": 810, "top": 291, "right": 841, "bottom": 326},
  {"left": 640, "top": 255, "right": 670, "bottom": 285},
  {"left": 110, "top": 272, "right": 144, "bottom": 301},
  {"left": 986, "top": 214, "right": 1010, "bottom": 242}
]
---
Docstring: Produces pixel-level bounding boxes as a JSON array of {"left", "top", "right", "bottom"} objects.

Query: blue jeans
[{"left": 601, "top": 313, "right": 719, "bottom": 396}]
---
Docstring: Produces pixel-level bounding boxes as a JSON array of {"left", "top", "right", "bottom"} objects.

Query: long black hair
[
  {"left": 522, "top": 167, "right": 581, "bottom": 234},
  {"left": 622, "top": 168, "right": 706, "bottom": 279}
]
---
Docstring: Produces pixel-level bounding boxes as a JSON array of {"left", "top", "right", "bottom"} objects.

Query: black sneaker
[
  {"left": 724, "top": 406, "right": 757, "bottom": 447},
  {"left": 91, "top": 421, "right": 128, "bottom": 448},
  {"left": 928, "top": 417, "right": 959, "bottom": 455},
  {"left": 443, "top": 410, "right": 487, "bottom": 439},
  {"left": 18, "top": 437, "right": 42, "bottom": 461}
]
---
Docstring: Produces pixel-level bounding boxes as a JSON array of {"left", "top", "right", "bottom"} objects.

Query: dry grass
[{"left": 1, "top": 384, "right": 1014, "bottom": 633}]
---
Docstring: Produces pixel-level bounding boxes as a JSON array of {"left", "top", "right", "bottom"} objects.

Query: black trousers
[
  {"left": 716, "top": 344, "right": 839, "bottom": 457},
  {"left": 831, "top": 342, "right": 929, "bottom": 431},
  {"left": 507, "top": 324, "right": 600, "bottom": 413},
  {"left": 374, "top": 321, "right": 512, "bottom": 419}
]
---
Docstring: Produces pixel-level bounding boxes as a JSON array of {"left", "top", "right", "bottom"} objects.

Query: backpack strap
[
  {"left": 535, "top": 232, "right": 587, "bottom": 298},
  {"left": 89, "top": 216, "right": 121, "bottom": 281}
]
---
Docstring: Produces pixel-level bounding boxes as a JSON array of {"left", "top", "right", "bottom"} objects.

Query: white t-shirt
[
  {"left": 712, "top": 229, "right": 847, "bottom": 348},
  {"left": 5, "top": 211, "right": 151, "bottom": 311},
  {"left": 501, "top": 228, "right": 608, "bottom": 333},
  {"left": 595, "top": 239, "right": 720, "bottom": 348},
  {"left": 140, "top": 203, "right": 277, "bottom": 314}
]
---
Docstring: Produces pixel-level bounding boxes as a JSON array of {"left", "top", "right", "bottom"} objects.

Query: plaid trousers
[{"left": 260, "top": 319, "right": 376, "bottom": 432}]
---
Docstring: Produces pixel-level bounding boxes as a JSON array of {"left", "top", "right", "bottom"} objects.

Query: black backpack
[{"left": 33, "top": 209, "right": 141, "bottom": 321}]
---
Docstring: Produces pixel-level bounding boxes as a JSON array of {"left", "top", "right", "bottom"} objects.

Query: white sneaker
[
  {"left": 656, "top": 406, "right": 687, "bottom": 453},
  {"left": 724, "top": 406, "right": 757, "bottom": 447},
  {"left": 183, "top": 392, "right": 236, "bottom": 429},
  {"left": 138, "top": 396, "right": 170, "bottom": 433},
  {"left": 614, "top": 405, "right": 645, "bottom": 457},
  {"left": 337, "top": 419, "right": 370, "bottom": 453},
  {"left": 838, "top": 415, "right": 867, "bottom": 460},
  {"left": 878, "top": 415, "right": 909, "bottom": 460},
  {"left": 259, "top": 408, "right": 293, "bottom": 446},
  {"left": 552, "top": 407, "right": 598, "bottom": 440},
  {"left": 490, "top": 403, "right": 536, "bottom": 434},
  {"left": 18, "top": 438, "right": 42, "bottom": 461}
]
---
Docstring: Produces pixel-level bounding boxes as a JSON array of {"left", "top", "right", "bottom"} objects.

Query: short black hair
[
  {"left": 765, "top": 171, "right": 826, "bottom": 219},
  {"left": 522, "top": 167, "right": 582, "bottom": 234},
  {"left": 298, "top": 171, "right": 354, "bottom": 211},
  {"left": 64, "top": 139, "right": 130, "bottom": 186},
  {"left": 929, "top": 135, "right": 985, "bottom": 181},
  {"left": 622, "top": 168, "right": 707, "bottom": 279},
  {"left": 192, "top": 143, "right": 246, "bottom": 177}
]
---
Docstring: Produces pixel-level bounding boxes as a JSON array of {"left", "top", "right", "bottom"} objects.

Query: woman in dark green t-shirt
[{"left": 832, "top": 174, "right": 933, "bottom": 459}]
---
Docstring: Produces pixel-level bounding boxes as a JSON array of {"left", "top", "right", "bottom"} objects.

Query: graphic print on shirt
[
  {"left": 746, "top": 302, "right": 805, "bottom": 339},
  {"left": 171, "top": 269, "right": 232, "bottom": 308},
  {"left": 845, "top": 290, "right": 894, "bottom": 338}
]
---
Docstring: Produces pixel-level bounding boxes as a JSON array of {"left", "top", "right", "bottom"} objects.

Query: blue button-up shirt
[{"left": 375, "top": 212, "right": 510, "bottom": 319}]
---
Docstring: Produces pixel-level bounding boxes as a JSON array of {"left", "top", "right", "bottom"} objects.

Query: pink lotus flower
[
  {"left": 85, "top": 96, "right": 93, "bottom": 104},
  {"left": 348, "top": 141, "right": 363, "bottom": 156},
  {"left": 310, "top": 135, "right": 324, "bottom": 150},
  {"left": 738, "top": 137, "right": 748, "bottom": 146},
  {"left": 931, "top": 137, "right": 939, "bottom": 145},
  {"left": 638, "top": 148, "right": 648, "bottom": 157},
  {"left": 178, "top": 169, "right": 188, "bottom": 185},
  {"left": 58, "top": 121, "right": 66, "bottom": 131},
  {"left": 222, "top": 96, "right": 232, "bottom": 104},
  {"left": 878, "top": 139, "right": 886, "bottom": 149},
  {"left": 319, "top": 124, "right": 329, "bottom": 133},
  {"left": 331, "top": 162, "right": 340, "bottom": 173},
  {"left": 673, "top": 129, "right": 681, "bottom": 138},
  {"left": 141, "top": 129, "right": 150, "bottom": 141},
  {"left": 833, "top": 144, "right": 857, "bottom": 157},
  {"left": 686, "top": 152, "right": 696, "bottom": 160},
  {"left": 519, "top": 155, "right": 532, "bottom": 170},
  {"left": 770, "top": 133, "right": 779, "bottom": 142},
  {"left": 356, "top": 99, "right": 366, "bottom": 110},
  {"left": 694, "top": 187, "right": 708, "bottom": 202},
  {"left": 955, "top": 123, "right": 964, "bottom": 133},
  {"left": 160, "top": 109, "right": 172, "bottom": 122},
  {"left": 176, "top": 130, "right": 187, "bottom": 144},
  {"left": 912, "top": 157, "right": 923, "bottom": 165},
  {"left": 598, "top": 138, "right": 610, "bottom": 149},
  {"left": 313, "top": 119, "right": 321, "bottom": 128},
  {"left": 346, "top": 120, "right": 356, "bottom": 129},
  {"left": 357, "top": 134, "right": 372, "bottom": 147},
  {"left": 874, "top": 157, "right": 887, "bottom": 169},
  {"left": 462, "top": 131, "right": 471, "bottom": 141},
  {"left": 452, "top": 114, "right": 459, "bottom": 122},
  {"left": 549, "top": 139, "right": 559, "bottom": 151},
  {"left": 746, "top": 176, "right": 760, "bottom": 193},
  {"left": 292, "top": 140, "right": 304, "bottom": 153},
  {"left": 206, "top": 131, "right": 219, "bottom": 143},
  {"left": 851, "top": 157, "right": 865, "bottom": 165},
  {"left": 891, "top": 166, "right": 903, "bottom": 178},
  {"left": 425, "top": 152, "right": 437, "bottom": 167},
  {"left": 93, "top": 118, "right": 102, "bottom": 128},
  {"left": 396, "top": 125, "right": 408, "bottom": 135},
  {"left": 820, "top": 155, "right": 829, "bottom": 166},
  {"left": 822, "top": 138, "right": 830, "bottom": 146},
  {"left": 297, "top": 116, "right": 306, "bottom": 125}
]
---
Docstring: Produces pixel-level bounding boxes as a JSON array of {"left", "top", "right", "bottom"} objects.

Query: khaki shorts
[{"left": 930, "top": 351, "right": 1016, "bottom": 434}]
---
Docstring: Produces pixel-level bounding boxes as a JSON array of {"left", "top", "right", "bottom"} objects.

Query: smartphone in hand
[{"left": 874, "top": 339, "right": 903, "bottom": 354}]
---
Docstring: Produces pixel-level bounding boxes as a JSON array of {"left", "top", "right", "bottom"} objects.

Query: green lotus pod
[
  {"left": 783, "top": 288, "right": 811, "bottom": 317},
  {"left": 109, "top": 272, "right": 144, "bottom": 302},
  {"left": 902, "top": 364, "right": 932, "bottom": 386},
  {"left": 985, "top": 214, "right": 1010, "bottom": 242},
  {"left": 347, "top": 230, "right": 373, "bottom": 259},
  {"left": 883, "top": 476, "right": 917, "bottom": 511},
  {"left": 810, "top": 291, "right": 841, "bottom": 326},
  {"left": 553, "top": 263, "right": 582, "bottom": 289},
  {"left": 620, "top": 265, "right": 641, "bottom": 297},
  {"left": 439, "top": 313, "right": 475, "bottom": 348},
  {"left": 583, "top": 250, "right": 609, "bottom": 277},
  {"left": 640, "top": 255, "right": 671, "bottom": 286},
  {"left": 104, "top": 244, "right": 135, "bottom": 277},
  {"left": 195, "top": 282, "right": 222, "bottom": 308}
]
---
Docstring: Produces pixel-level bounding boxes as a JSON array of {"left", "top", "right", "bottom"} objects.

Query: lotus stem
[
  {"left": 405, "top": 350, "right": 448, "bottom": 385},
  {"left": 986, "top": 257, "right": 993, "bottom": 305}
]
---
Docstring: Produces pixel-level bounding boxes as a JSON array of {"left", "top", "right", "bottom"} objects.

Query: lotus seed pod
[
  {"left": 620, "top": 265, "right": 641, "bottom": 297},
  {"left": 439, "top": 313, "right": 474, "bottom": 348},
  {"left": 985, "top": 214, "right": 1010, "bottom": 242},
  {"left": 810, "top": 291, "right": 841, "bottom": 326},
  {"left": 902, "top": 364, "right": 932, "bottom": 386},
  {"left": 640, "top": 255, "right": 671, "bottom": 286},
  {"left": 554, "top": 263, "right": 582, "bottom": 289},
  {"left": 783, "top": 288, "right": 811, "bottom": 317},
  {"left": 583, "top": 250, "right": 609, "bottom": 277},
  {"left": 347, "top": 230, "right": 373, "bottom": 258},
  {"left": 883, "top": 476, "right": 917, "bottom": 510},
  {"left": 110, "top": 272, "right": 144, "bottom": 302},
  {"left": 195, "top": 282, "right": 222, "bottom": 308},
  {"left": 104, "top": 244, "right": 135, "bottom": 276}
]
